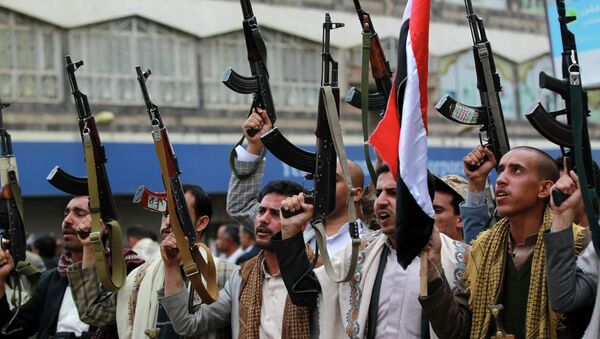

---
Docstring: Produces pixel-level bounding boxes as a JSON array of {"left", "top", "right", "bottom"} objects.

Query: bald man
[
  {"left": 302, "top": 160, "right": 367, "bottom": 254},
  {"left": 226, "top": 108, "right": 367, "bottom": 255}
]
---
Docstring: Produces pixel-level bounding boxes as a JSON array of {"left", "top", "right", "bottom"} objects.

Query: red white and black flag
[{"left": 369, "top": 0, "right": 435, "bottom": 268}]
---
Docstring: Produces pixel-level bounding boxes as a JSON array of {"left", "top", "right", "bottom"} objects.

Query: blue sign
[
  {"left": 13, "top": 141, "right": 600, "bottom": 196},
  {"left": 545, "top": 0, "right": 600, "bottom": 88}
]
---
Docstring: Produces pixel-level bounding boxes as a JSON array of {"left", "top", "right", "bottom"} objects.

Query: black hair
[
  {"left": 126, "top": 224, "right": 158, "bottom": 242},
  {"left": 376, "top": 163, "right": 390, "bottom": 175},
  {"left": 511, "top": 146, "right": 559, "bottom": 182},
  {"left": 224, "top": 224, "right": 240, "bottom": 245},
  {"left": 183, "top": 184, "right": 213, "bottom": 219},
  {"left": 33, "top": 234, "right": 57, "bottom": 258},
  {"left": 435, "top": 183, "right": 462, "bottom": 215},
  {"left": 258, "top": 180, "right": 307, "bottom": 202}
]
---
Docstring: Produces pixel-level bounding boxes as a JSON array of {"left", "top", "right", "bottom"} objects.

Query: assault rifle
[
  {"left": 48, "top": 56, "right": 125, "bottom": 292},
  {"left": 435, "top": 0, "right": 510, "bottom": 169},
  {"left": 222, "top": 0, "right": 315, "bottom": 174},
  {"left": 284, "top": 14, "right": 360, "bottom": 284},
  {"left": 525, "top": 0, "right": 599, "bottom": 253},
  {"left": 136, "top": 67, "right": 218, "bottom": 304},
  {"left": 345, "top": 0, "right": 393, "bottom": 113},
  {"left": 0, "top": 100, "right": 25, "bottom": 264}
]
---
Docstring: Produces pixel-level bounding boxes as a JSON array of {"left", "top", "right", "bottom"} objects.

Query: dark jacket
[{"left": 1, "top": 268, "right": 68, "bottom": 338}]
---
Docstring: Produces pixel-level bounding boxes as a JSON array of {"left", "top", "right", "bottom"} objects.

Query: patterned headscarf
[{"left": 465, "top": 207, "right": 587, "bottom": 339}]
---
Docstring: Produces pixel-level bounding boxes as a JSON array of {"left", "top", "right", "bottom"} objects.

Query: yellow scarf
[{"left": 465, "top": 207, "right": 587, "bottom": 339}]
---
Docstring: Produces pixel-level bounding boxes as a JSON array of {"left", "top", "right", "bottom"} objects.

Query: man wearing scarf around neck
[
  {"left": 272, "top": 164, "right": 470, "bottom": 339},
  {"left": 66, "top": 185, "right": 237, "bottom": 339},
  {"left": 0, "top": 195, "right": 143, "bottom": 339},
  {"left": 421, "top": 146, "right": 589, "bottom": 339},
  {"left": 159, "top": 180, "right": 312, "bottom": 339}
]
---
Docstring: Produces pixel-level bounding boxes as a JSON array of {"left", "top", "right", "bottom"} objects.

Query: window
[
  {"left": 0, "top": 9, "right": 62, "bottom": 103},
  {"left": 517, "top": 55, "right": 557, "bottom": 118},
  {"left": 436, "top": 0, "right": 507, "bottom": 10},
  {"left": 200, "top": 29, "right": 322, "bottom": 112},
  {"left": 68, "top": 18, "right": 198, "bottom": 107},
  {"left": 438, "top": 50, "right": 519, "bottom": 119}
]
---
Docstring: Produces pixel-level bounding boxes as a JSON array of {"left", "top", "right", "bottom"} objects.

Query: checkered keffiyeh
[
  {"left": 465, "top": 207, "right": 587, "bottom": 339},
  {"left": 238, "top": 249, "right": 313, "bottom": 339}
]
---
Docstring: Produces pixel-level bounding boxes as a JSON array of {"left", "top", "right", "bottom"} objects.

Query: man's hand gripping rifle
[
  {"left": 435, "top": 0, "right": 510, "bottom": 170},
  {"left": 345, "top": 0, "right": 393, "bottom": 113},
  {"left": 47, "top": 56, "right": 125, "bottom": 291},
  {"left": 283, "top": 14, "right": 360, "bottom": 284},
  {"left": 136, "top": 67, "right": 218, "bottom": 304},
  {"left": 222, "top": 0, "right": 315, "bottom": 174},
  {"left": 525, "top": 0, "right": 599, "bottom": 254},
  {"left": 0, "top": 100, "right": 25, "bottom": 265}
]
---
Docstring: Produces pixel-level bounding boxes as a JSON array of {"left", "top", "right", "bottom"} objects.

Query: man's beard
[{"left": 255, "top": 224, "right": 273, "bottom": 251}]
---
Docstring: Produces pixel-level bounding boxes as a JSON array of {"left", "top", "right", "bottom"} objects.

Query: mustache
[
  {"left": 62, "top": 225, "right": 77, "bottom": 234},
  {"left": 255, "top": 224, "right": 273, "bottom": 235}
]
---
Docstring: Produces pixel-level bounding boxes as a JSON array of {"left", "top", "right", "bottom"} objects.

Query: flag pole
[{"left": 419, "top": 251, "right": 428, "bottom": 297}]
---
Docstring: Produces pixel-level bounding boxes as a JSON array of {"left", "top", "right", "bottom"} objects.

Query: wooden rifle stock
[{"left": 136, "top": 66, "right": 219, "bottom": 304}]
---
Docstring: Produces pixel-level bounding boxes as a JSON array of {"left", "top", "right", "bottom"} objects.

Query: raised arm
[{"left": 226, "top": 109, "right": 271, "bottom": 229}]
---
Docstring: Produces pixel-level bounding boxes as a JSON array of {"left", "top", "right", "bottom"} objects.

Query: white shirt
[
  {"left": 224, "top": 247, "right": 245, "bottom": 264},
  {"left": 259, "top": 262, "right": 287, "bottom": 339},
  {"left": 56, "top": 287, "right": 90, "bottom": 336},
  {"left": 375, "top": 241, "right": 422, "bottom": 338},
  {"left": 306, "top": 220, "right": 366, "bottom": 255}
]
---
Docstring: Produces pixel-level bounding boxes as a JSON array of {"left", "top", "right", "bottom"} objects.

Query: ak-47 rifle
[
  {"left": 136, "top": 67, "right": 218, "bottom": 304},
  {"left": 435, "top": 0, "right": 510, "bottom": 169},
  {"left": 525, "top": 0, "right": 599, "bottom": 254},
  {"left": 222, "top": 0, "right": 315, "bottom": 174},
  {"left": 48, "top": 56, "right": 125, "bottom": 292},
  {"left": 345, "top": 0, "right": 393, "bottom": 113},
  {"left": 283, "top": 14, "right": 360, "bottom": 284},
  {"left": 0, "top": 100, "right": 25, "bottom": 264}
]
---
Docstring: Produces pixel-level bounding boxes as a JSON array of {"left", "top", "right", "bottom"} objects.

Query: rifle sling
[
  {"left": 569, "top": 69, "right": 600, "bottom": 257},
  {"left": 314, "top": 87, "right": 360, "bottom": 283},
  {"left": 153, "top": 130, "right": 219, "bottom": 304},
  {"left": 361, "top": 31, "right": 378, "bottom": 186},
  {"left": 83, "top": 133, "right": 125, "bottom": 292}
]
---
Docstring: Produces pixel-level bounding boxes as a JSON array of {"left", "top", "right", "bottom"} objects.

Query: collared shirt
[
  {"left": 56, "top": 286, "right": 90, "bottom": 336},
  {"left": 376, "top": 240, "right": 422, "bottom": 338},
  {"left": 259, "top": 260, "right": 287, "bottom": 339},
  {"left": 508, "top": 232, "right": 538, "bottom": 269},
  {"left": 306, "top": 219, "right": 366, "bottom": 255}
]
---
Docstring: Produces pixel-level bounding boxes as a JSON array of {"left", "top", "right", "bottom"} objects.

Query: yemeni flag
[{"left": 368, "top": 0, "right": 435, "bottom": 268}]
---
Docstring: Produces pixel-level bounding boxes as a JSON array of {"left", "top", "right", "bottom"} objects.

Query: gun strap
[
  {"left": 83, "top": 133, "right": 125, "bottom": 292},
  {"left": 229, "top": 135, "right": 257, "bottom": 180},
  {"left": 153, "top": 130, "right": 219, "bottom": 304},
  {"left": 313, "top": 86, "right": 360, "bottom": 283},
  {"left": 569, "top": 68, "right": 600, "bottom": 257},
  {"left": 477, "top": 43, "right": 509, "bottom": 156},
  {"left": 361, "top": 31, "right": 378, "bottom": 186}
]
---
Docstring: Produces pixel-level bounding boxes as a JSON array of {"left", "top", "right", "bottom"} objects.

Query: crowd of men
[{"left": 0, "top": 107, "right": 598, "bottom": 339}]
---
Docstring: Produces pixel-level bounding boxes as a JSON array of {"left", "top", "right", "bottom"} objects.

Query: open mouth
[
  {"left": 496, "top": 190, "right": 509, "bottom": 198},
  {"left": 256, "top": 226, "right": 272, "bottom": 236},
  {"left": 376, "top": 211, "right": 391, "bottom": 222}
]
